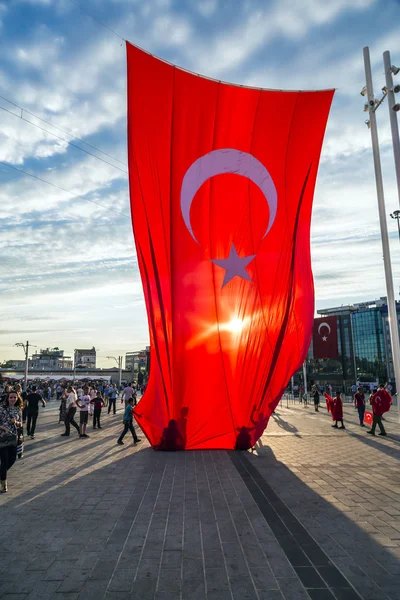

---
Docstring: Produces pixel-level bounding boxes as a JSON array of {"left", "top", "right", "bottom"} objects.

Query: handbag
[{"left": 0, "top": 432, "right": 17, "bottom": 449}]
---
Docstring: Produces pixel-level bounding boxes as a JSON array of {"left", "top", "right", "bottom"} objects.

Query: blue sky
[{"left": 1, "top": 0, "right": 400, "bottom": 366}]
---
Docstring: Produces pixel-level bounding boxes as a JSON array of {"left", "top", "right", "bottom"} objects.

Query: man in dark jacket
[{"left": 25, "top": 386, "right": 46, "bottom": 439}]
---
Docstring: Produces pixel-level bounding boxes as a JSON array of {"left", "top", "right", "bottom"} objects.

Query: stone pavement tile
[
  {"left": 1, "top": 573, "right": 43, "bottom": 595},
  {"left": 307, "top": 591, "right": 336, "bottom": 600},
  {"left": 155, "top": 592, "right": 180, "bottom": 600},
  {"left": 107, "top": 569, "right": 135, "bottom": 592},
  {"left": 26, "top": 580, "right": 62, "bottom": 600},
  {"left": 250, "top": 566, "right": 279, "bottom": 590},
  {"left": 157, "top": 568, "right": 182, "bottom": 592},
  {"left": 182, "top": 558, "right": 204, "bottom": 580},
  {"left": 26, "top": 554, "right": 56, "bottom": 571},
  {"left": 256, "top": 592, "right": 285, "bottom": 600},
  {"left": 229, "top": 576, "right": 258, "bottom": 600},
  {"left": 43, "top": 560, "right": 77, "bottom": 581},
  {"left": 1, "top": 595, "right": 29, "bottom": 600},
  {"left": 205, "top": 567, "right": 230, "bottom": 592},
  {"left": 77, "top": 580, "right": 109, "bottom": 600},
  {"left": 89, "top": 558, "right": 118, "bottom": 581},
  {"left": 160, "top": 550, "right": 182, "bottom": 568},
  {"left": 277, "top": 576, "right": 310, "bottom": 599},
  {"left": 181, "top": 578, "right": 205, "bottom": 600},
  {"left": 206, "top": 592, "right": 232, "bottom": 600},
  {"left": 130, "top": 575, "right": 157, "bottom": 599}
]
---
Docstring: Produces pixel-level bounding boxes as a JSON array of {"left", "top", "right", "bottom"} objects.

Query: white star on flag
[
  {"left": 211, "top": 243, "right": 255, "bottom": 287},
  {"left": 322, "top": 336, "right": 327, "bottom": 342}
]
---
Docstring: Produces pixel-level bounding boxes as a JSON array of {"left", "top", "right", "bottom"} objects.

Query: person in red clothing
[
  {"left": 367, "top": 384, "right": 391, "bottom": 436},
  {"left": 354, "top": 387, "right": 366, "bottom": 427},
  {"left": 331, "top": 391, "right": 345, "bottom": 429}
]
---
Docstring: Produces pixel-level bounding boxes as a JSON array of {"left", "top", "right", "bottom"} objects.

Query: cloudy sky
[{"left": 1, "top": 0, "right": 400, "bottom": 367}]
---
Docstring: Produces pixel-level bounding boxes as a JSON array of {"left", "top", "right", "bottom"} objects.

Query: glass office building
[{"left": 303, "top": 297, "right": 400, "bottom": 392}]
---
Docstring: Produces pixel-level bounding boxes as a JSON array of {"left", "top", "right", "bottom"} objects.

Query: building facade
[
  {"left": 125, "top": 348, "right": 150, "bottom": 376},
  {"left": 74, "top": 348, "right": 96, "bottom": 369},
  {"left": 31, "top": 348, "right": 73, "bottom": 371},
  {"left": 304, "top": 297, "right": 400, "bottom": 392}
]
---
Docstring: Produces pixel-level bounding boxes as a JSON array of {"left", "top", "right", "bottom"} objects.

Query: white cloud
[
  {"left": 0, "top": 0, "right": 398, "bottom": 362},
  {"left": 195, "top": 0, "right": 217, "bottom": 18}
]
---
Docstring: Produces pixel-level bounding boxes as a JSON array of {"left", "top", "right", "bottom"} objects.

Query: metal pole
[
  {"left": 119, "top": 356, "right": 122, "bottom": 389},
  {"left": 364, "top": 46, "right": 400, "bottom": 419},
  {"left": 384, "top": 51, "right": 400, "bottom": 208},
  {"left": 349, "top": 313, "right": 358, "bottom": 385},
  {"left": 302, "top": 361, "right": 308, "bottom": 400},
  {"left": 24, "top": 340, "right": 29, "bottom": 391}
]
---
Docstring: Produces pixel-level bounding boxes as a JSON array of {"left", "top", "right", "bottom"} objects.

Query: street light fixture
[{"left": 390, "top": 210, "right": 400, "bottom": 242}]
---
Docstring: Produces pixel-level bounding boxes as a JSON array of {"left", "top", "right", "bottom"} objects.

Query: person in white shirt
[
  {"left": 61, "top": 387, "right": 80, "bottom": 437},
  {"left": 76, "top": 386, "right": 91, "bottom": 439},
  {"left": 121, "top": 383, "right": 135, "bottom": 407}
]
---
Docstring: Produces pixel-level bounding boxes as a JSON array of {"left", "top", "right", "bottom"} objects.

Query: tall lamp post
[
  {"left": 390, "top": 210, "right": 400, "bottom": 242},
  {"left": 363, "top": 46, "right": 400, "bottom": 419},
  {"left": 106, "top": 355, "right": 123, "bottom": 389},
  {"left": 15, "top": 341, "right": 30, "bottom": 391}
]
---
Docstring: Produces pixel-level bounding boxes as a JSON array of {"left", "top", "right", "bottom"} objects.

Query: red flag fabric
[
  {"left": 364, "top": 411, "right": 373, "bottom": 426},
  {"left": 126, "top": 42, "right": 334, "bottom": 450},
  {"left": 313, "top": 316, "right": 338, "bottom": 359}
]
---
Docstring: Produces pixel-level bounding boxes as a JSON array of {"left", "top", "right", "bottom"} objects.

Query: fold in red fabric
[{"left": 126, "top": 42, "right": 334, "bottom": 449}]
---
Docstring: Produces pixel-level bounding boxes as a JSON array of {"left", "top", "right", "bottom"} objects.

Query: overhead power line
[
  {"left": 68, "top": 0, "right": 125, "bottom": 42},
  {"left": 0, "top": 160, "right": 129, "bottom": 218},
  {"left": 0, "top": 96, "right": 128, "bottom": 174}
]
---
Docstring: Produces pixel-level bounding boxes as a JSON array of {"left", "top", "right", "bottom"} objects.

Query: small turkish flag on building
[{"left": 313, "top": 316, "right": 338, "bottom": 359}]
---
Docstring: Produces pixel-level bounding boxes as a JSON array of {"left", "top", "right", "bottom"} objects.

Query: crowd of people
[
  {"left": 0, "top": 378, "right": 145, "bottom": 493},
  {"left": 0, "top": 376, "right": 394, "bottom": 494},
  {"left": 319, "top": 383, "right": 392, "bottom": 434}
]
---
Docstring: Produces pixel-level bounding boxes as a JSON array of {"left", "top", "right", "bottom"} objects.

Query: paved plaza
[{"left": 1, "top": 399, "right": 400, "bottom": 600}]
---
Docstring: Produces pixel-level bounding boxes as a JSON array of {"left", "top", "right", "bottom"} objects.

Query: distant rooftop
[{"left": 317, "top": 297, "right": 389, "bottom": 316}]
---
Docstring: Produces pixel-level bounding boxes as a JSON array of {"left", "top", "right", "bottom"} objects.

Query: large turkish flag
[{"left": 126, "top": 42, "right": 334, "bottom": 450}]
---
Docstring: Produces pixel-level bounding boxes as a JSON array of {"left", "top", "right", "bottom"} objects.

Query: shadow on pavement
[{"left": 233, "top": 447, "right": 400, "bottom": 600}]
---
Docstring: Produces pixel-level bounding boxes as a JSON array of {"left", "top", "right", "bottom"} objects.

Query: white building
[
  {"left": 74, "top": 347, "right": 96, "bottom": 369},
  {"left": 31, "top": 348, "right": 72, "bottom": 371}
]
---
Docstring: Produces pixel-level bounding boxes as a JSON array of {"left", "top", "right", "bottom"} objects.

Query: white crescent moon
[
  {"left": 318, "top": 322, "right": 331, "bottom": 336},
  {"left": 180, "top": 148, "right": 277, "bottom": 243}
]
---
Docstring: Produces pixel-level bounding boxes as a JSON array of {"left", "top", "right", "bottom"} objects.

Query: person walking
[
  {"left": 0, "top": 390, "right": 23, "bottom": 493},
  {"left": 61, "top": 386, "right": 80, "bottom": 437},
  {"left": 91, "top": 391, "right": 104, "bottom": 429},
  {"left": 331, "top": 391, "right": 345, "bottom": 429},
  {"left": 311, "top": 384, "right": 320, "bottom": 412},
  {"left": 108, "top": 384, "right": 118, "bottom": 415},
  {"left": 117, "top": 398, "right": 141, "bottom": 445},
  {"left": 25, "top": 386, "right": 46, "bottom": 439},
  {"left": 354, "top": 387, "right": 366, "bottom": 427},
  {"left": 367, "top": 384, "right": 392, "bottom": 436},
  {"left": 121, "top": 383, "right": 135, "bottom": 407},
  {"left": 76, "top": 386, "right": 91, "bottom": 439}
]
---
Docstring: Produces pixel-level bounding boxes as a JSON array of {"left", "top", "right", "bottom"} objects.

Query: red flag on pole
[
  {"left": 313, "top": 316, "right": 339, "bottom": 359},
  {"left": 126, "top": 42, "right": 334, "bottom": 450}
]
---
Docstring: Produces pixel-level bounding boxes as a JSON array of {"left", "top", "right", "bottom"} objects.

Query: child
[
  {"left": 117, "top": 398, "right": 141, "bottom": 445},
  {"left": 76, "top": 386, "right": 91, "bottom": 438},
  {"left": 91, "top": 391, "right": 105, "bottom": 430},
  {"left": 331, "top": 391, "right": 345, "bottom": 429}
]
